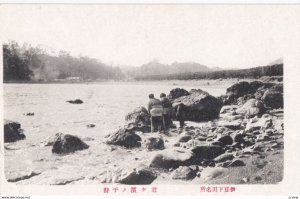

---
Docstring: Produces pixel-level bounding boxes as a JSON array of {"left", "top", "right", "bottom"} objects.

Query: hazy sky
[{"left": 0, "top": 5, "right": 294, "bottom": 68}]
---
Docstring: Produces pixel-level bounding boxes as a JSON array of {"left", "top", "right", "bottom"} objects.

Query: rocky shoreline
[{"left": 4, "top": 80, "right": 284, "bottom": 185}]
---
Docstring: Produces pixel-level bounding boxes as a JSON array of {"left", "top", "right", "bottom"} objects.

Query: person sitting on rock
[
  {"left": 160, "top": 93, "right": 173, "bottom": 132},
  {"left": 148, "top": 94, "right": 163, "bottom": 133}
]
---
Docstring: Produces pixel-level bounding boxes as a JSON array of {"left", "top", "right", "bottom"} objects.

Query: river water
[{"left": 3, "top": 80, "right": 237, "bottom": 184}]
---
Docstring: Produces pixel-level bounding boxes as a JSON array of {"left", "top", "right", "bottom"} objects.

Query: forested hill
[
  {"left": 3, "top": 41, "right": 283, "bottom": 83},
  {"left": 134, "top": 64, "right": 283, "bottom": 81},
  {"left": 3, "top": 41, "right": 124, "bottom": 83}
]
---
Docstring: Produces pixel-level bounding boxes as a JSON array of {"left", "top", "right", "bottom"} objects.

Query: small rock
[
  {"left": 265, "top": 129, "right": 274, "bottom": 136},
  {"left": 254, "top": 176, "right": 262, "bottom": 181},
  {"left": 271, "top": 143, "right": 281, "bottom": 149},
  {"left": 24, "top": 112, "right": 34, "bottom": 116},
  {"left": 67, "top": 99, "right": 83, "bottom": 104},
  {"left": 226, "top": 159, "right": 245, "bottom": 167},
  {"left": 232, "top": 133, "right": 245, "bottom": 143},
  {"left": 171, "top": 166, "right": 197, "bottom": 180},
  {"left": 197, "top": 136, "right": 207, "bottom": 141},
  {"left": 191, "top": 145, "right": 224, "bottom": 162},
  {"left": 253, "top": 130, "right": 261, "bottom": 135},
  {"left": 149, "top": 149, "right": 194, "bottom": 169},
  {"left": 253, "top": 144, "right": 265, "bottom": 152},
  {"left": 211, "top": 141, "right": 223, "bottom": 146},
  {"left": 214, "top": 153, "right": 234, "bottom": 163},
  {"left": 178, "top": 135, "right": 192, "bottom": 143},
  {"left": 173, "top": 142, "right": 180, "bottom": 147},
  {"left": 87, "top": 124, "right": 95, "bottom": 128},
  {"left": 118, "top": 168, "right": 157, "bottom": 185},
  {"left": 145, "top": 136, "right": 164, "bottom": 150},
  {"left": 217, "top": 135, "right": 233, "bottom": 147}
]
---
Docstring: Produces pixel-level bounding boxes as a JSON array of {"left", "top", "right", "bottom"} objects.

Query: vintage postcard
[{"left": 0, "top": 4, "right": 300, "bottom": 197}]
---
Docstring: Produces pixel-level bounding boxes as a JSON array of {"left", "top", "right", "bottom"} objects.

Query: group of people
[{"left": 148, "top": 93, "right": 186, "bottom": 133}]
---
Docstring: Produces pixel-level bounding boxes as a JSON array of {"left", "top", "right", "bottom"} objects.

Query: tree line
[
  {"left": 3, "top": 41, "right": 283, "bottom": 83},
  {"left": 3, "top": 41, "right": 124, "bottom": 82},
  {"left": 134, "top": 64, "right": 283, "bottom": 81}
]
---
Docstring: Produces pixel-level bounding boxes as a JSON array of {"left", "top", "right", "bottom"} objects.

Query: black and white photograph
[{"left": 0, "top": 4, "right": 299, "bottom": 196}]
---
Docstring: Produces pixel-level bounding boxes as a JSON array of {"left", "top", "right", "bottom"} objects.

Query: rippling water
[{"left": 4, "top": 80, "right": 236, "bottom": 184}]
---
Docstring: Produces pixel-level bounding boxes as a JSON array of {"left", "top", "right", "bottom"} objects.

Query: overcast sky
[{"left": 0, "top": 5, "right": 294, "bottom": 68}]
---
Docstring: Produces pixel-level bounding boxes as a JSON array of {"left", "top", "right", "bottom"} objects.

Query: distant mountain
[
  {"left": 268, "top": 57, "right": 283, "bottom": 66},
  {"left": 135, "top": 63, "right": 283, "bottom": 81},
  {"left": 125, "top": 61, "right": 213, "bottom": 77}
]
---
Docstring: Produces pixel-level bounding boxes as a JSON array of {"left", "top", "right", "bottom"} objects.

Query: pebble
[{"left": 254, "top": 176, "right": 262, "bottom": 181}]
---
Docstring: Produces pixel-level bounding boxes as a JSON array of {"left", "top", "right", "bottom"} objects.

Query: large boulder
[
  {"left": 191, "top": 145, "right": 224, "bottom": 162},
  {"left": 125, "top": 106, "right": 151, "bottom": 132},
  {"left": 118, "top": 167, "right": 157, "bottom": 185},
  {"left": 4, "top": 120, "right": 26, "bottom": 143},
  {"left": 168, "top": 88, "right": 190, "bottom": 101},
  {"left": 52, "top": 134, "right": 89, "bottom": 154},
  {"left": 106, "top": 128, "right": 142, "bottom": 148},
  {"left": 172, "top": 89, "right": 222, "bottom": 122},
  {"left": 149, "top": 149, "right": 194, "bottom": 169},
  {"left": 225, "top": 81, "right": 275, "bottom": 104},
  {"left": 226, "top": 81, "right": 250, "bottom": 103},
  {"left": 236, "top": 99, "right": 266, "bottom": 117},
  {"left": 261, "top": 84, "right": 283, "bottom": 109}
]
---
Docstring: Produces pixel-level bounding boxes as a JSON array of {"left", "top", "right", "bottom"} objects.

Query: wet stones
[
  {"left": 191, "top": 145, "right": 224, "bottom": 162},
  {"left": 214, "top": 153, "right": 234, "bottom": 163},
  {"left": 125, "top": 106, "right": 151, "bottom": 132},
  {"left": 106, "top": 128, "right": 142, "bottom": 149},
  {"left": 66, "top": 99, "right": 83, "bottom": 104},
  {"left": 172, "top": 89, "right": 223, "bottom": 122},
  {"left": 217, "top": 135, "right": 233, "bottom": 147},
  {"left": 178, "top": 135, "right": 193, "bottom": 143},
  {"left": 4, "top": 120, "right": 26, "bottom": 143},
  {"left": 149, "top": 149, "right": 194, "bottom": 169},
  {"left": 118, "top": 168, "right": 157, "bottom": 185},
  {"left": 236, "top": 99, "right": 266, "bottom": 117},
  {"left": 86, "top": 124, "right": 95, "bottom": 128},
  {"left": 145, "top": 136, "right": 164, "bottom": 150},
  {"left": 24, "top": 112, "right": 34, "bottom": 116},
  {"left": 52, "top": 134, "right": 89, "bottom": 154},
  {"left": 232, "top": 133, "right": 245, "bottom": 144},
  {"left": 171, "top": 166, "right": 198, "bottom": 180}
]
